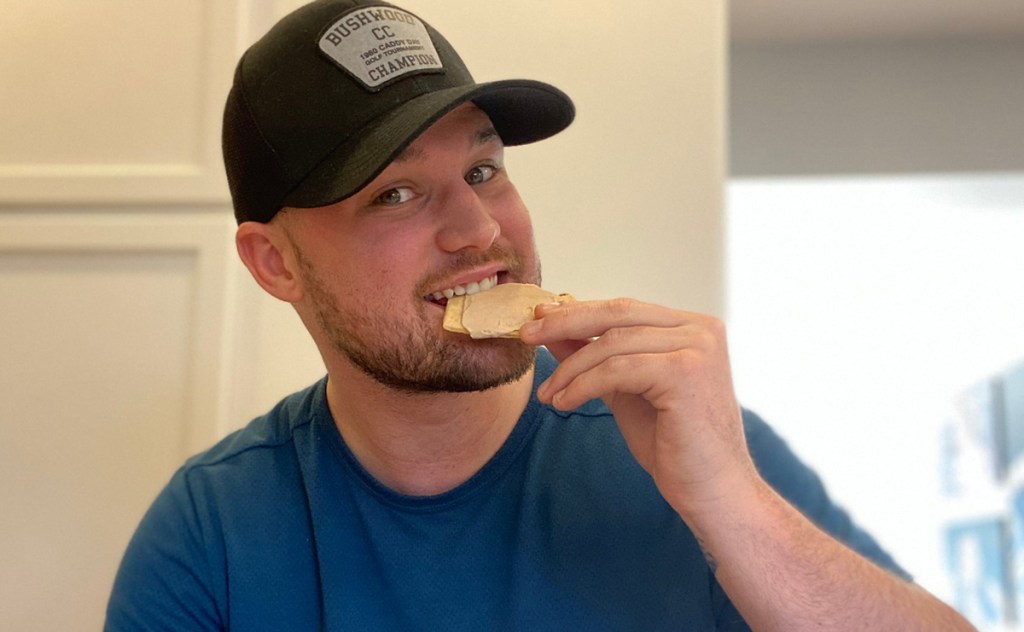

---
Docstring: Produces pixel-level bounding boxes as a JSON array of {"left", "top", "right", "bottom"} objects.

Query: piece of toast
[{"left": 443, "top": 283, "right": 574, "bottom": 339}]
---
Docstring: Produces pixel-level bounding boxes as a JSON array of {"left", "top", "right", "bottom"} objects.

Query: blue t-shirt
[{"left": 106, "top": 350, "right": 907, "bottom": 631}]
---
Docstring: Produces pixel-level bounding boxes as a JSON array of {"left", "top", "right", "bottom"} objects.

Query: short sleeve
[{"left": 105, "top": 469, "right": 225, "bottom": 632}]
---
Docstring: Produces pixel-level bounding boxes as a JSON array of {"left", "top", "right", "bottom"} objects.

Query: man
[{"left": 106, "top": 1, "right": 974, "bottom": 630}]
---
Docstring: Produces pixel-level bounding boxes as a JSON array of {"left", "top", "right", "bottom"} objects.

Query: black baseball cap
[{"left": 223, "top": 0, "right": 576, "bottom": 224}]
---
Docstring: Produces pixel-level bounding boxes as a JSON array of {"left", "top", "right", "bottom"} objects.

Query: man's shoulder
[
  {"left": 181, "top": 378, "right": 327, "bottom": 475},
  {"left": 146, "top": 378, "right": 329, "bottom": 539}
]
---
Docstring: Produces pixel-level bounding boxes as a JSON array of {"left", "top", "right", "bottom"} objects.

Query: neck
[{"left": 324, "top": 364, "right": 534, "bottom": 496}]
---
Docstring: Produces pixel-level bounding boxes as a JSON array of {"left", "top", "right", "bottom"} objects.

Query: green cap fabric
[{"left": 223, "top": 0, "right": 575, "bottom": 223}]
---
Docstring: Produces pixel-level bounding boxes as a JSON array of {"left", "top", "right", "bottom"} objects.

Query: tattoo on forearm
[{"left": 696, "top": 535, "right": 718, "bottom": 573}]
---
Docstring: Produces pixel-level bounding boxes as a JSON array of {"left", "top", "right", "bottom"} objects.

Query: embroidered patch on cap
[{"left": 318, "top": 6, "right": 444, "bottom": 91}]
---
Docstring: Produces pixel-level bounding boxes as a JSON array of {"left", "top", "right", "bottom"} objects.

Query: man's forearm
[{"left": 686, "top": 479, "right": 975, "bottom": 632}]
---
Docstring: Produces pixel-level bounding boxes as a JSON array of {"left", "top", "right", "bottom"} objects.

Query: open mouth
[{"left": 425, "top": 273, "right": 502, "bottom": 308}]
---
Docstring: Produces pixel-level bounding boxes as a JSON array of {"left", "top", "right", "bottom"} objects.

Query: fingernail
[
  {"left": 536, "top": 379, "right": 550, "bottom": 401},
  {"left": 552, "top": 390, "right": 565, "bottom": 409}
]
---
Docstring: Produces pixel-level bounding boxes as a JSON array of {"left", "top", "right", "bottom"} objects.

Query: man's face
[{"left": 279, "top": 104, "right": 542, "bottom": 393}]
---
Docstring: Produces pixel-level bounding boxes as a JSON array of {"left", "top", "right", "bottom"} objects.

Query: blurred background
[
  {"left": 727, "top": 2, "right": 1024, "bottom": 630},
  {"left": 0, "top": 0, "right": 1021, "bottom": 629}
]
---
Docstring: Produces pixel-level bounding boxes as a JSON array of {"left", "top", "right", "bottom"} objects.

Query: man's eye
[
  {"left": 465, "top": 165, "right": 497, "bottom": 185},
  {"left": 375, "top": 187, "right": 414, "bottom": 206}
]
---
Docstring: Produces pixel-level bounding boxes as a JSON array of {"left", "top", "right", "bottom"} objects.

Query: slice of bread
[{"left": 443, "top": 283, "right": 574, "bottom": 339}]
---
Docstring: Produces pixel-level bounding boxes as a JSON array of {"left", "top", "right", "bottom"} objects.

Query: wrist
[
  {"left": 668, "top": 468, "right": 777, "bottom": 568},
  {"left": 665, "top": 459, "right": 767, "bottom": 527}
]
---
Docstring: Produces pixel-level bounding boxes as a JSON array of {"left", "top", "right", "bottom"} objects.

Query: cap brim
[{"left": 282, "top": 79, "right": 574, "bottom": 209}]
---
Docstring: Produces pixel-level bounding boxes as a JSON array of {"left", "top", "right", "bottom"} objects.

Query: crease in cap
[{"left": 223, "top": 0, "right": 575, "bottom": 224}]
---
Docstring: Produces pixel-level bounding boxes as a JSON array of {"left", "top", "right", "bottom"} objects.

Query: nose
[{"left": 435, "top": 183, "right": 501, "bottom": 253}]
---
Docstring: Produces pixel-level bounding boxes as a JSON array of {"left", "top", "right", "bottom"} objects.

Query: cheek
[
  {"left": 492, "top": 188, "right": 537, "bottom": 249},
  {"left": 501, "top": 207, "right": 534, "bottom": 240},
  {"left": 291, "top": 213, "right": 430, "bottom": 311},
  {"left": 299, "top": 237, "right": 392, "bottom": 299},
  {"left": 505, "top": 216, "right": 540, "bottom": 277},
  {"left": 353, "top": 225, "right": 433, "bottom": 289},
  {"left": 505, "top": 220, "right": 539, "bottom": 269}
]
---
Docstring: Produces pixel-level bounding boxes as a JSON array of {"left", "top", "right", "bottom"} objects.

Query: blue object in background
[{"left": 945, "top": 518, "right": 1010, "bottom": 628}]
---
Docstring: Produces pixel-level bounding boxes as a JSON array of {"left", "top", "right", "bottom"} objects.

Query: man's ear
[{"left": 235, "top": 221, "right": 303, "bottom": 303}]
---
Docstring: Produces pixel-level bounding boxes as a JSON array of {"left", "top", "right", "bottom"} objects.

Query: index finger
[{"left": 519, "top": 298, "right": 687, "bottom": 345}]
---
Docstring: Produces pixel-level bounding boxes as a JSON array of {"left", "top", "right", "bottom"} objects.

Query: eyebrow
[
  {"left": 393, "top": 125, "right": 501, "bottom": 164},
  {"left": 474, "top": 126, "right": 500, "bottom": 146}
]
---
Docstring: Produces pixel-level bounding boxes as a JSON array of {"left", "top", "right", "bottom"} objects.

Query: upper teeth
[{"left": 431, "top": 274, "right": 498, "bottom": 301}]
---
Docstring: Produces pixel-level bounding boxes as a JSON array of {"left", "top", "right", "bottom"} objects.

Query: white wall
[{"left": 1, "top": 2, "right": 240, "bottom": 629}]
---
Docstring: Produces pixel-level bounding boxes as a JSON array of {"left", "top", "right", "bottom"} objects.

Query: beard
[{"left": 296, "top": 245, "right": 539, "bottom": 394}]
